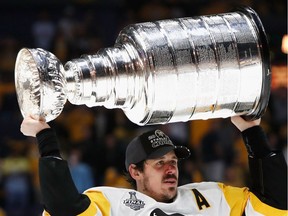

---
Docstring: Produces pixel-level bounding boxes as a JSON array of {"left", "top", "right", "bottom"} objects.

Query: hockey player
[{"left": 20, "top": 115, "right": 287, "bottom": 215}]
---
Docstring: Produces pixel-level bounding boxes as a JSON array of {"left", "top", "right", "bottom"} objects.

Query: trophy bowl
[{"left": 14, "top": 48, "right": 67, "bottom": 122}]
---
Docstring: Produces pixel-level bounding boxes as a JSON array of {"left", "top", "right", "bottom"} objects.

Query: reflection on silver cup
[{"left": 15, "top": 6, "right": 271, "bottom": 125}]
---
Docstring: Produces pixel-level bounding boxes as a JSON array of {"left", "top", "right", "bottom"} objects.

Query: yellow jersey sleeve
[{"left": 218, "top": 183, "right": 288, "bottom": 216}]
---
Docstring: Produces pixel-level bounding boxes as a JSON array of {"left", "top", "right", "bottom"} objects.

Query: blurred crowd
[{"left": 0, "top": 0, "right": 286, "bottom": 215}]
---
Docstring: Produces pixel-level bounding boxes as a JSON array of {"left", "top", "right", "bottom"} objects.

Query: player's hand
[
  {"left": 231, "top": 116, "right": 261, "bottom": 132},
  {"left": 20, "top": 115, "right": 50, "bottom": 137}
]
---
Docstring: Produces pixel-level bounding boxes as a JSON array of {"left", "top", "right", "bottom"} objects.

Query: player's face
[{"left": 138, "top": 151, "right": 179, "bottom": 202}]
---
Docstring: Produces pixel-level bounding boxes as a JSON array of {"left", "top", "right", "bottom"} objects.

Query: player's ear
[{"left": 129, "top": 164, "right": 141, "bottom": 180}]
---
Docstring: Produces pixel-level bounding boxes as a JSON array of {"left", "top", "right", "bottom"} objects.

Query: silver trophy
[{"left": 15, "top": 7, "right": 271, "bottom": 125}]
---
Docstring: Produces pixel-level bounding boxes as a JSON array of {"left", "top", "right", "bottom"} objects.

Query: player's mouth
[
  {"left": 163, "top": 175, "right": 177, "bottom": 185},
  {"left": 163, "top": 179, "right": 177, "bottom": 184}
]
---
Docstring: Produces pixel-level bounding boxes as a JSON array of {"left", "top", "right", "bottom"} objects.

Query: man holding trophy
[
  {"left": 16, "top": 6, "right": 287, "bottom": 216},
  {"left": 20, "top": 114, "right": 287, "bottom": 216}
]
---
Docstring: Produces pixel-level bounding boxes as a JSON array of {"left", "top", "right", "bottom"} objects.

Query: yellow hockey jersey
[{"left": 43, "top": 182, "right": 286, "bottom": 216}]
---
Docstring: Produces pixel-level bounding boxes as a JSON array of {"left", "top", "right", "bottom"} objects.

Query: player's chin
[{"left": 164, "top": 184, "right": 178, "bottom": 194}]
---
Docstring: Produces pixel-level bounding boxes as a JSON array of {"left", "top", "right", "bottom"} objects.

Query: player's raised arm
[
  {"left": 21, "top": 116, "right": 91, "bottom": 216},
  {"left": 231, "top": 116, "right": 287, "bottom": 210}
]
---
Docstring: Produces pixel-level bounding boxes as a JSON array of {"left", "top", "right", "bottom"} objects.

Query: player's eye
[{"left": 170, "top": 160, "right": 178, "bottom": 165}]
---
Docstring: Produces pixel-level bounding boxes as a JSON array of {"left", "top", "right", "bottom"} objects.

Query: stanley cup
[{"left": 14, "top": 7, "right": 271, "bottom": 125}]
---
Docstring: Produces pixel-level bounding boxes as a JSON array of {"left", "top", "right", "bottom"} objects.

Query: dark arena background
[{"left": 0, "top": 0, "right": 286, "bottom": 215}]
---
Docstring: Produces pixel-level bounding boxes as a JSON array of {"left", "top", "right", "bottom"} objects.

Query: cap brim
[
  {"left": 174, "top": 146, "right": 191, "bottom": 159},
  {"left": 147, "top": 145, "right": 190, "bottom": 160}
]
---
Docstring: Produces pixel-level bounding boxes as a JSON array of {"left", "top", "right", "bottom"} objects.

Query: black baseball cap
[{"left": 125, "top": 129, "right": 191, "bottom": 170}]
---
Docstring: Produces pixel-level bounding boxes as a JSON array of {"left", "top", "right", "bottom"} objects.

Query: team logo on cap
[
  {"left": 124, "top": 191, "right": 145, "bottom": 211},
  {"left": 148, "top": 130, "right": 173, "bottom": 148}
]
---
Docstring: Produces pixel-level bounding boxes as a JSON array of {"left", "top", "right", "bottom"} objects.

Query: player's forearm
[
  {"left": 36, "top": 129, "right": 91, "bottom": 215},
  {"left": 39, "top": 158, "right": 91, "bottom": 216},
  {"left": 36, "top": 128, "right": 62, "bottom": 158},
  {"left": 242, "top": 126, "right": 287, "bottom": 210}
]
